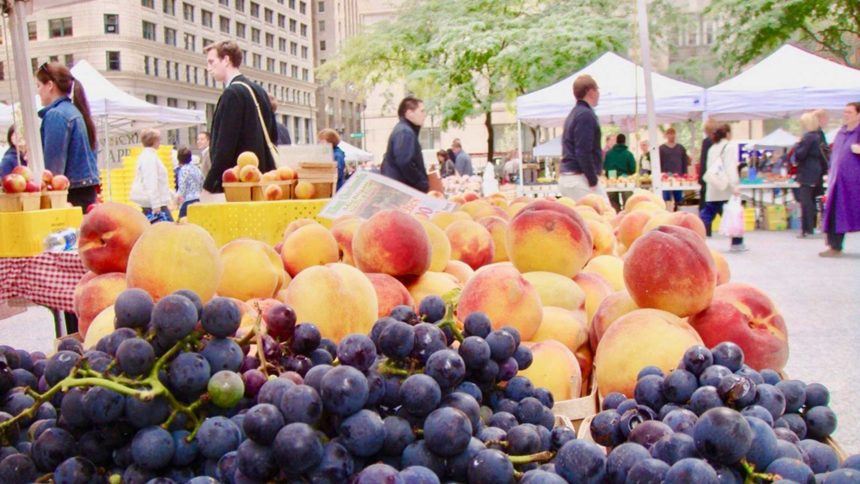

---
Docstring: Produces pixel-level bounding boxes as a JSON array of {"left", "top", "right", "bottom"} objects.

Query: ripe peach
[
  {"left": 594, "top": 308, "right": 703, "bottom": 397},
  {"left": 522, "top": 271, "right": 585, "bottom": 311},
  {"left": 446, "top": 220, "right": 495, "bottom": 270},
  {"left": 237, "top": 151, "right": 259, "bottom": 168},
  {"left": 418, "top": 219, "right": 452, "bottom": 272},
  {"left": 477, "top": 216, "right": 509, "bottom": 263},
  {"left": 582, "top": 255, "right": 625, "bottom": 291},
  {"left": 366, "top": 273, "right": 415, "bottom": 318},
  {"left": 430, "top": 211, "right": 471, "bottom": 230},
  {"left": 589, "top": 290, "right": 639, "bottom": 351},
  {"left": 617, "top": 210, "right": 653, "bottom": 249},
  {"left": 264, "top": 184, "right": 283, "bottom": 200},
  {"left": 404, "top": 271, "right": 461, "bottom": 304},
  {"left": 531, "top": 306, "right": 589, "bottom": 353},
  {"left": 443, "top": 260, "right": 474, "bottom": 285},
  {"left": 276, "top": 166, "right": 296, "bottom": 180},
  {"left": 585, "top": 219, "right": 616, "bottom": 257},
  {"left": 353, "top": 209, "right": 431, "bottom": 277},
  {"left": 283, "top": 218, "right": 319, "bottom": 239},
  {"left": 221, "top": 167, "right": 239, "bottom": 183},
  {"left": 74, "top": 272, "right": 127, "bottom": 337},
  {"left": 572, "top": 272, "right": 614, "bottom": 329},
  {"left": 506, "top": 200, "right": 592, "bottom": 277},
  {"left": 294, "top": 180, "right": 316, "bottom": 199},
  {"left": 457, "top": 264, "right": 543, "bottom": 340},
  {"left": 78, "top": 202, "right": 150, "bottom": 274},
  {"left": 239, "top": 165, "right": 262, "bottom": 182},
  {"left": 218, "top": 239, "right": 288, "bottom": 301},
  {"left": 710, "top": 249, "right": 731, "bottom": 285},
  {"left": 331, "top": 217, "right": 363, "bottom": 265},
  {"left": 82, "top": 305, "right": 115, "bottom": 349},
  {"left": 624, "top": 225, "right": 716, "bottom": 317},
  {"left": 520, "top": 340, "right": 583, "bottom": 400},
  {"left": 280, "top": 223, "right": 339, "bottom": 277},
  {"left": 688, "top": 283, "right": 788, "bottom": 371}
]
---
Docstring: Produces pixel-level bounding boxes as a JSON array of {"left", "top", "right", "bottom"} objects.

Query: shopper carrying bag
[{"left": 719, "top": 195, "right": 745, "bottom": 238}]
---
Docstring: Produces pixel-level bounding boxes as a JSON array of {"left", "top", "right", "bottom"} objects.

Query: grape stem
[
  {"left": 507, "top": 450, "right": 555, "bottom": 464},
  {"left": 740, "top": 458, "right": 781, "bottom": 483},
  {"left": 377, "top": 359, "right": 411, "bottom": 377},
  {"left": 249, "top": 304, "right": 270, "bottom": 377},
  {"left": 438, "top": 288, "right": 464, "bottom": 343},
  {"left": 483, "top": 439, "right": 509, "bottom": 448}
]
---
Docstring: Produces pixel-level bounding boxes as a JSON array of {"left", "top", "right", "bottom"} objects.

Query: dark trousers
[
  {"left": 826, "top": 186, "right": 845, "bottom": 251},
  {"left": 142, "top": 206, "right": 174, "bottom": 222},
  {"left": 701, "top": 200, "right": 744, "bottom": 245},
  {"left": 796, "top": 184, "right": 818, "bottom": 235},
  {"left": 67, "top": 186, "right": 98, "bottom": 212},
  {"left": 179, "top": 199, "right": 199, "bottom": 219}
]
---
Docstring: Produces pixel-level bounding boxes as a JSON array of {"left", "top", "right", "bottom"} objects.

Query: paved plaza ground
[{"left": 1, "top": 229, "right": 858, "bottom": 454}]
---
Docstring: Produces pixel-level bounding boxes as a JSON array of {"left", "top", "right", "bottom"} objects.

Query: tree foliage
[{"left": 706, "top": 0, "right": 860, "bottom": 73}]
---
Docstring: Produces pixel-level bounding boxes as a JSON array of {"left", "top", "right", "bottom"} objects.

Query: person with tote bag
[{"left": 701, "top": 124, "right": 747, "bottom": 252}]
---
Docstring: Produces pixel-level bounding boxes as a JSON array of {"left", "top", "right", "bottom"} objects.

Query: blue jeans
[
  {"left": 142, "top": 206, "right": 174, "bottom": 223},
  {"left": 179, "top": 199, "right": 199, "bottom": 219},
  {"left": 662, "top": 190, "right": 683, "bottom": 203},
  {"left": 701, "top": 201, "right": 743, "bottom": 245}
]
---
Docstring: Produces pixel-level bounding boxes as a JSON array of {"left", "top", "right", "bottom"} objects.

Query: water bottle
[{"left": 43, "top": 228, "right": 78, "bottom": 252}]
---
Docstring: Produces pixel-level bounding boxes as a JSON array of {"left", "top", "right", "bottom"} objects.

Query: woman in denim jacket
[{"left": 35, "top": 62, "right": 100, "bottom": 209}]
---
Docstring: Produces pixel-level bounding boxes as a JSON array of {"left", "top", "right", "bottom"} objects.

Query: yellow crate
[
  {"left": 187, "top": 199, "right": 332, "bottom": 247},
  {"left": 0, "top": 207, "right": 83, "bottom": 257}
]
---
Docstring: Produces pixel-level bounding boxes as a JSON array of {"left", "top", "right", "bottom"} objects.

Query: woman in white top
[
  {"left": 701, "top": 123, "right": 746, "bottom": 251},
  {"left": 130, "top": 128, "right": 173, "bottom": 222}
]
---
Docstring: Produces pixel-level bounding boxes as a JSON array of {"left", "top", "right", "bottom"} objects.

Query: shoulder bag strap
[{"left": 235, "top": 82, "right": 280, "bottom": 163}]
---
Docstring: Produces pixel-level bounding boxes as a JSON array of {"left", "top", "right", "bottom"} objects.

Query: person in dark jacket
[
  {"left": 0, "top": 126, "right": 24, "bottom": 177},
  {"left": 318, "top": 128, "right": 347, "bottom": 191},
  {"left": 603, "top": 133, "right": 636, "bottom": 211},
  {"left": 698, "top": 119, "right": 717, "bottom": 214},
  {"left": 794, "top": 112, "right": 826, "bottom": 237},
  {"left": 380, "top": 96, "right": 429, "bottom": 192},
  {"left": 559, "top": 75, "right": 606, "bottom": 201},
  {"left": 268, "top": 94, "right": 293, "bottom": 146},
  {"left": 203, "top": 41, "right": 278, "bottom": 194},
  {"left": 437, "top": 150, "right": 455, "bottom": 177}
]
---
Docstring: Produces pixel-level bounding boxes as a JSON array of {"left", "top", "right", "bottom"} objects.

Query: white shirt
[
  {"left": 130, "top": 147, "right": 172, "bottom": 208},
  {"left": 225, "top": 72, "right": 241, "bottom": 87}
]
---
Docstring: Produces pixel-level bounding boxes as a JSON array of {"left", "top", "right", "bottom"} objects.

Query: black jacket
[
  {"left": 381, "top": 118, "right": 429, "bottom": 192},
  {"left": 276, "top": 121, "right": 292, "bottom": 146},
  {"left": 560, "top": 100, "right": 602, "bottom": 186},
  {"left": 204, "top": 74, "right": 278, "bottom": 193},
  {"left": 794, "top": 131, "right": 825, "bottom": 186}
]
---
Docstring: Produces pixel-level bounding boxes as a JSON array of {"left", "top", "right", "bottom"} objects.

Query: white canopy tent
[
  {"left": 705, "top": 45, "right": 860, "bottom": 120},
  {"left": 749, "top": 128, "right": 798, "bottom": 150},
  {"left": 516, "top": 52, "right": 705, "bottom": 127},
  {"left": 532, "top": 137, "right": 562, "bottom": 157},
  {"left": 338, "top": 141, "right": 373, "bottom": 162}
]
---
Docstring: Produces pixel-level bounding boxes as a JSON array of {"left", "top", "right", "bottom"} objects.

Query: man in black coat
[
  {"left": 559, "top": 75, "right": 606, "bottom": 201},
  {"left": 202, "top": 40, "right": 278, "bottom": 194},
  {"left": 380, "top": 96, "right": 429, "bottom": 192}
]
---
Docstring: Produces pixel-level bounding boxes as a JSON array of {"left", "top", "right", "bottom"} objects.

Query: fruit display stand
[
  {"left": 552, "top": 376, "right": 599, "bottom": 432},
  {"left": 40, "top": 190, "right": 69, "bottom": 210},
  {"left": 186, "top": 199, "right": 331, "bottom": 246},
  {"left": 0, "top": 207, "right": 83, "bottom": 257},
  {"left": 0, "top": 192, "right": 42, "bottom": 212},
  {"left": 297, "top": 161, "right": 337, "bottom": 199},
  {"left": 222, "top": 182, "right": 265, "bottom": 202},
  {"left": 99, "top": 145, "right": 175, "bottom": 203}
]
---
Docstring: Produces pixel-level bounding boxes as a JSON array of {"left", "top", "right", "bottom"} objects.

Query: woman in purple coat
[{"left": 820, "top": 102, "right": 860, "bottom": 257}]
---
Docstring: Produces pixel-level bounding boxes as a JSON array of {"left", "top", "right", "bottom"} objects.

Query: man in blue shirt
[
  {"left": 452, "top": 140, "right": 473, "bottom": 176},
  {"left": 559, "top": 75, "right": 607, "bottom": 201}
]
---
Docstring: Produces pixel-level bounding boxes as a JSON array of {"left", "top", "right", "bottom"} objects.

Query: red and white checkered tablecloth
[{"left": 0, "top": 252, "right": 87, "bottom": 312}]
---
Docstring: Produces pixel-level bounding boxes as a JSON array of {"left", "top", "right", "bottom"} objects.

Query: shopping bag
[
  {"left": 719, "top": 196, "right": 744, "bottom": 237},
  {"left": 146, "top": 210, "right": 172, "bottom": 224}
]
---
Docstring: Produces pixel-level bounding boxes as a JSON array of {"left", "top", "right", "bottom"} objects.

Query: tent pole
[
  {"left": 636, "top": 0, "right": 662, "bottom": 198},
  {"left": 103, "top": 116, "right": 111, "bottom": 201},
  {"left": 7, "top": 1, "right": 45, "bottom": 178},
  {"left": 517, "top": 120, "right": 523, "bottom": 196}
]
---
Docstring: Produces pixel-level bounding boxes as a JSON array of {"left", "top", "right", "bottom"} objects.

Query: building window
[
  {"left": 267, "top": 58, "right": 275, "bottom": 72},
  {"left": 202, "top": 10, "right": 213, "bottom": 28},
  {"left": 27, "top": 22, "right": 36, "bottom": 40},
  {"left": 291, "top": 65, "right": 298, "bottom": 78},
  {"left": 106, "top": 51, "right": 121, "bottom": 71},
  {"left": 48, "top": 17, "right": 73, "bottom": 38},
  {"left": 302, "top": 68, "right": 308, "bottom": 81},
  {"left": 320, "top": 40, "right": 325, "bottom": 51},
  {"left": 300, "top": 23, "right": 307, "bottom": 37},
  {"left": 253, "top": 53, "right": 262, "bottom": 69},
  {"left": 174, "top": 62, "right": 179, "bottom": 79},
  {"left": 236, "top": 22, "right": 246, "bottom": 38},
  {"left": 266, "top": 33, "right": 274, "bottom": 48},
  {"left": 144, "top": 56, "right": 150, "bottom": 75},
  {"left": 290, "top": 42, "right": 297, "bottom": 56},
  {"left": 279, "top": 38, "right": 286, "bottom": 51},
  {"left": 235, "top": 0, "right": 244, "bottom": 11},
  {"left": 250, "top": 2, "right": 259, "bottom": 17},
  {"left": 704, "top": 21, "right": 715, "bottom": 45},
  {"left": 183, "top": 2, "right": 194, "bottom": 21},
  {"left": 251, "top": 27, "right": 260, "bottom": 43},
  {"left": 142, "top": 0, "right": 154, "bottom": 8},
  {"left": 184, "top": 32, "right": 196, "bottom": 51},
  {"left": 289, "top": 0, "right": 296, "bottom": 9},
  {"left": 166, "top": 60, "right": 171, "bottom": 79},
  {"left": 104, "top": 14, "right": 119, "bottom": 34},
  {"left": 167, "top": 97, "right": 178, "bottom": 108},
  {"left": 154, "top": 58, "right": 159, "bottom": 76},
  {"left": 203, "top": 38, "right": 213, "bottom": 49},
  {"left": 289, "top": 19, "right": 297, "bottom": 33},
  {"left": 301, "top": 46, "right": 308, "bottom": 59},
  {"left": 280, "top": 61, "right": 287, "bottom": 75},
  {"left": 185, "top": 64, "right": 190, "bottom": 82},
  {"left": 164, "top": 27, "right": 177, "bottom": 46},
  {"left": 220, "top": 16, "right": 230, "bottom": 33},
  {"left": 188, "top": 100, "right": 196, "bottom": 109},
  {"left": 31, "top": 58, "right": 39, "bottom": 73},
  {"left": 319, "top": 20, "right": 325, "bottom": 32},
  {"left": 142, "top": 21, "right": 156, "bottom": 41},
  {"left": 65, "top": 54, "right": 74, "bottom": 66},
  {"left": 146, "top": 94, "right": 158, "bottom": 104},
  {"left": 163, "top": 0, "right": 176, "bottom": 15},
  {"left": 194, "top": 66, "right": 199, "bottom": 84},
  {"left": 278, "top": 14, "right": 286, "bottom": 28},
  {"left": 299, "top": 1, "right": 306, "bottom": 14},
  {"left": 219, "top": 0, "right": 229, "bottom": 5},
  {"left": 318, "top": 1, "right": 324, "bottom": 12},
  {"left": 49, "top": 55, "right": 59, "bottom": 63},
  {"left": 265, "top": 8, "right": 273, "bottom": 23}
]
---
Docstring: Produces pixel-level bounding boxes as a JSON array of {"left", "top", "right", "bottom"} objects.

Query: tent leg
[
  {"left": 517, "top": 120, "right": 524, "bottom": 197},
  {"left": 636, "top": 0, "right": 662, "bottom": 199},
  {"left": 103, "top": 117, "right": 111, "bottom": 201},
  {"left": 8, "top": 1, "right": 46, "bottom": 178}
]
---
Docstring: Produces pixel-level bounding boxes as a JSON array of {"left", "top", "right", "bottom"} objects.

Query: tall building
[
  {"left": 0, "top": 0, "right": 318, "bottom": 154},
  {"left": 312, "top": 0, "right": 363, "bottom": 145}
]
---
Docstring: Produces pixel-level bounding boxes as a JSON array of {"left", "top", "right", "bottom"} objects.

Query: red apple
[
  {"left": 51, "top": 175, "right": 70, "bottom": 191},
  {"left": 2, "top": 174, "right": 27, "bottom": 193}
]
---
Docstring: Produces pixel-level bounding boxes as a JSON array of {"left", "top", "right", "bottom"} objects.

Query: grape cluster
[
  {"left": 0, "top": 291, "right": 583, "bottom": 483},
  {"left": 582, "top": 342, "right": 860, "bottom": 483}
]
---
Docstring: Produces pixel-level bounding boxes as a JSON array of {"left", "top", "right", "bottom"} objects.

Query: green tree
[
  {"left": 706, "top": 0, "right": 860, "bottom": 74},
  {"left": 317, "top": 0, "right": 630, "bottom": 157}
]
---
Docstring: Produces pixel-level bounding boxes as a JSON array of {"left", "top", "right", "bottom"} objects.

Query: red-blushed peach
[
  {"left": 353, "top": 209, "right": 432, "bottom": 277},
  {"left": 688, "top": 283, "right": 788, "bottom": 371},
  {"left": 469, "top": 204, "right": 510, "bottom": 222},
  {"left": 78, "top": 202, "right": 150, "bottom": 274},
  {"left": 572, "top": 272, "right": 614, "bottom": 329},
  {"left": 74, "top": 272, "right": 127, "bottom": 337},
  {"left": 557, "top": 196, "right": 578, "bottom": 210},
  {"left": 522, "top": 271, "right": 586, "bottom": 311},
  {"left": 585, "top": 219, "right": 616, "bottom": 256},
  {"left": 283, "top": 218, "right": 319, "bottom": 239},
  {"left": 217, "top": 239, "right": 288, "bottom": 301},
  {"left": 531, "top": 306, "right": 589, "bottom": 353},
  {"left": 284, "top": 263, "right": 378, "bottom": 342},
  {"left": 643, "top": 211, "right": 707, "bottom": 240},
  {"left": 418, "top": 219, "right": 452, "bottom": 272},
  {"left": 458, "top": 200, "right": 493, "bottom": 219},
  {"left": 486, "top": 194, "right": 508, "bottom": 208},
  {"left": 506, "top": 200, "right": 593, "bottom": 277},
  {"left": 331, "top": 217, "right": 363, "bottom": 265},
  {"left": 443, "top": 260, "right": 475, "bottom": 285},
  {"left": 575, "top": 344, "right": 594, "bottom": 395},
  {"left": 449, "top": 195, "right": 466, "bottom": 205},
  {"left": 240, "top": 297, "right": 281, "bottom": 332},
  {"left": 366, "top": 273, "right": 415, "bottom": 318},
  {"left": 594, "top": 308, "right": 703, "bottom": 397},
  {"left": 457, "top": 264, "right": 543, "bottom": 340},
  {"left": 82, "top": 305, "right": 115, "bottom": 349},
  {"left": 589, "top": 290, "right": 639, "bottom": 351},
  {"left": 463, "top": 191, "right": 479, "bottom": 202},
  {"left": 126, "top": 223, "right": 222, "bottom": 302},
  {"left": 710, "top": 249, "right": 731, "bottom": 285},
  {"left": 623, "top": 225, "right": 716, "bottom": 317},
  {"left": 578, "top": 193, "right": 612, "bottom": 215},
  {"left": 582, "top": 255, "right": 625, "bottom": 291},
  {"left": 505, "top": 202, "right": 528, "bottom": 219},
  {"left": 617, "top": 210, "right": 653, "bottom": 249},
  {"left": 281, "top": 224, "right": 339, "bottom": 277},
  {"left": 624, "top": 190, "right": 666, "bottom": 212},
  {"left": 430, "top": 211, "right": 472, "bottom": 230},
  {"left": 520, "top": 340, "right": 583, "bottom": 400},
  {"left": 404, "top": 271, "right": 461, "bottom": 304},
  {"left": 446, "top": 220, "right": 495, "bottom": 270}
]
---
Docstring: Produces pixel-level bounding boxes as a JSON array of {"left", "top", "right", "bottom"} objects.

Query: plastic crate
[
  {"left": 0, "top": 207, "right": 83, "bottom": 257},
  {"left": 187, "top": 199, "right": 332, "bottom": 247}
]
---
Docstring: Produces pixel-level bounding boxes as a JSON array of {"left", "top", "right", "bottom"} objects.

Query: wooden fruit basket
[
  {"left": 223, "top": 182, "right": 264, "bottom": 202},
  {"left": 40, "top": 190, "right": 69, "bottom": 209},
  {"left": 0, "top": 192, "right": 42, "bottom": 212},
  {"left": 260, "top": 180, "right": 296, "bottom": 200},
  {"left": 297, "top": 161, "right": 337, "bottom": 199}
]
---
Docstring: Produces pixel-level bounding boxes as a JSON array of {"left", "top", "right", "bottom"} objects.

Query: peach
[
  {"left": 431, "top": 211, "right": 471, "bottom": 230},
  {"left": 643, "top": 211, "right": 706, "bottom": 239},
  {"left": 585, "top": 219, "right": 616, "bottom": 257},
  {"left": 443, "top": 260, "right": 474, "bottom": 285},
  {"left": 582, "top": 255, "right": 625, "bottom": 291},
  {"left": 688, "top": 283, "right": 788, "bottom": 371},
  {"left": 353, "top": 209, "right": 432, "bottom": 277},
  {"left": 331, "top": 217, "right": 363, "bottom": 265},
  {"left": 73, "top": 272, "right": 127, "bottom": 337},
  {"left": 78, "top": 202, "right": 150, "bottom": 274},
  {"left": 276, "top": 166, "right": 296, "bottom": 180},
  {"left": 629, "top": 201, "right": 664, "bottom": 213},
  {"left": 51, "top": 175, "right": 70, "bottom": 191},
  {"left": 449, "top": 195, "right": 466, "bottom": 205},
  {"left": 469, "top": 204, "right": 509, "bottom": 222},
  {"left": 459, "top": 200, "right": 493, "bottom": 219},
  {"left": 262, "top": 171, "right": 280, "bottom": 182},
  {"left": 573, "top": 272, "right": 614, "bottom": 329},
  {"left": 284, "top": 263, "right": 378, "bottom": 342},
  {"left": 264, "top": 183, "right": 283, "bottom": 200},
  {"left": 404, "top": 271, "right": 461, "bottom": 303},
  {"left": 624, "top": 225, "right": 716, "bottom": 317},
  {"left": 486, "top": 195, "right": 507, "bottom": 208},
  {"left": 522, "top": 271, "right": 585, "bottom": 311},
  {"left": 589, "top": 290, "right": 639, "bottom": 351},
  {"left": 463, "top": 191, "right": 479, "bottom": 202},
  {"left": 221, "top": 167, "right": 239, "bottom": 183},
  {"left": 281, "top": 223, "right": 339, "bottom": 277},
  {"left": 294, "top": 180, "right": 316, "bottom": 199},
  {"left": 557, "top": 197, "right": 578, "bottom": 210},
  {"left": 3, "top": 174, "right": 26, "bottom": 193},
  {"left": 520, "top": 340, "right": 583, "bottom": 400},
  {"left": 476, "top": 216, "right": 509, "bottom": 263},
  {"left": 505, "top": 202, "right": 528, "bottom": 219},
  {"left": 218, "top": 239, "right": 288, "bottom": 301},
  {"left": 594, "top": 308, "right": 704, "bottom": 397},
  {"left": 457, "top": 264, "right": 543, "bottom": 340},
  {"left": 578, "top": 193, "right": 611, "bottom": 215},
  {"left": 418, "top": 219, "right": 452, "bottom": 272},
  {"left": 617, "top": 210, "right": 653, "bottom": 249},
  {"left": 82, "top": 305, "right": 116, "bottom": 349},
  {"left": 710, "top": 249, "right": 731, "bottom": 285},
  {"left": 445, "top": 220, "right": 495, "bottom": 270},
  {"left": 366, "top": 273, "right": 415, "bottom": 318},
  {"left": 237, "top": 151, "right": 259, "bottom": 168},
  {"left": 575, "top": 344, "right": 594, "bottom": 395},
  {"left": 127, "top": 223, "right": 222, "bottom": 302},
  {"left": 506, "top": 200, "right": 592, "bottom": 277},
  {"left": 574, "top": 205, "right": 603, "bottom": 222},
  {"left": 283, "top": 218, "right": 319, "bottom": 239},
  {"left": 531, "top": 306, "right": 589, "bottom": 353},
  {"left": 239, "top": 165, "right": 262, "bottom": 182},
  {"left": 624, "top": 190, "right": 665, "bottom": 212}
]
